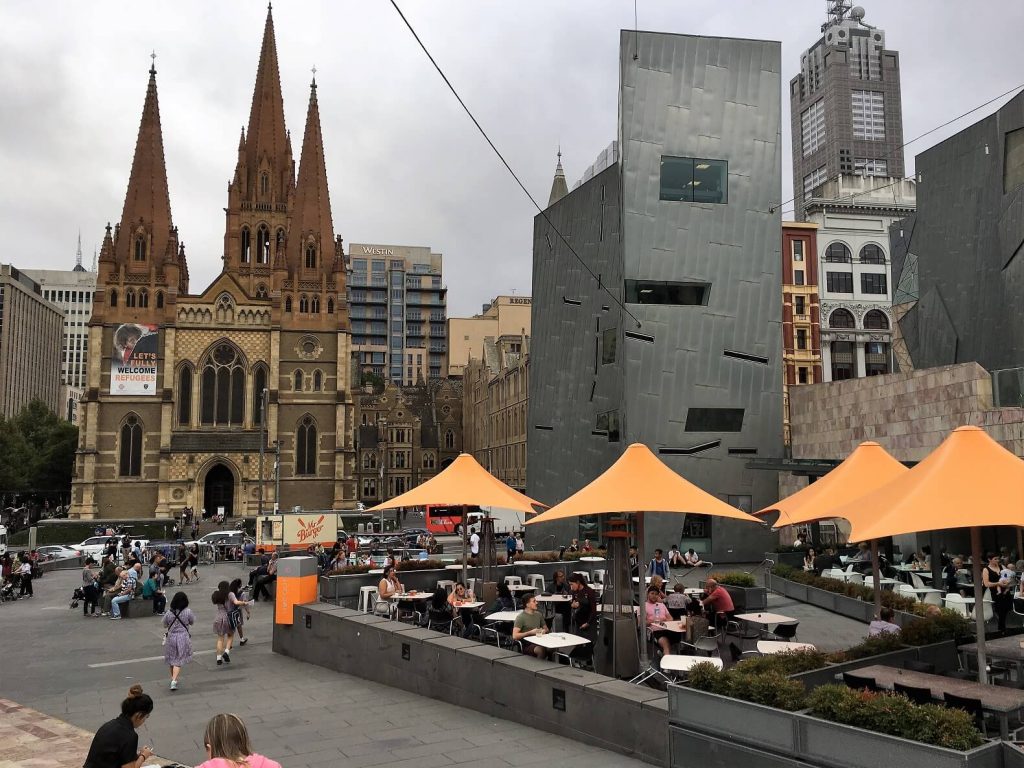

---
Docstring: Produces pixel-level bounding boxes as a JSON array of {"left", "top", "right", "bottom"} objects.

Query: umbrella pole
[
  {"left": 461, "top": 504, "right": 469, "bottom": 588},
  {"left": 871, "top": 539, "right": 881, "bottom": 621},
  {"left": 636, "top": 511, "right": 648, "bottom": 668},
  {"left": 970, "top": 526, "right": 987, "bottom": 684}
]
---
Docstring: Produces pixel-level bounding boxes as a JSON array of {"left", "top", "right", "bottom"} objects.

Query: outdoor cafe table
[
  {"left": 513, "top": 560, "right": 540, "bottom": 566},
  {"left": 855, "top": 664, "right": 1024, "bottom": 739},
  {"left": 757, "top": 641, "right": 817, "bottom": 655},
  {"left": 485, "top": 610, "right": 522, "bottom": 622},
  {"left": 535, "top": 594, "right": 571, "bottom": 604},
  {"left": 524, "top": 631, "right": 591, "bottom": 651},
  {"left": 508, "top": 584, "right": 537, "bottom": 593},
  {"left": 660, "top": 655, "right": 724, "bottom": 674},
  {"left": 905, "top": 587, "right": 943, "bottom": 601},
  {"left": 734, "top": 612, "right": 796, "bottom": 629},
  {"left": 961, "top": 635, "right": 1024, "bottom": 678}
]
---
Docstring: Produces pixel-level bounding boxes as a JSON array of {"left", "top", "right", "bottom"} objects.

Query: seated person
[
  {"left": 377, "top": 566, "right": 403, "bottom": 600},
  {"left": 568, "top": 573, "right": 596, "bottom": 639},
  {"left": 649, "top": 574, "right": 666, "bottom": 596},
  {"left": 868, "top": 607, "right": 901, "bottom": 636},
  {"left": 512, "top": 595, "right": 549, "bottom": 658},
  {"left": 428, "top": 586, "right": 459, "bottom": 630},
  {"left": 683, "top": 548, "right": 705, "bottom": 567},
  {"left": 100, "top": 567, "right": 125, "bottom": 615},
  {"left": 813, "top": 547, "right": 838, "bottom": 576},
  {"left": 491, "top": 582, "right": 516, "bottom": 613},
  {"left": 700, "top": 577, "right": 735, "bottom": 627},
  {"left": 646, "top": 586, "right": 683, "bottom": 656},
  {"left": 667, "top": 545, "right": 686, "bottom": 568},
  {"left": 664, "top": 583, "right": 691, "bottom": 619},
  {"left": 849, "top": 542, "right": 872, "bottom": 573},
  {"left": 447, "top": 582, "right": 476, "bottom": 638},
  {"left": 141, "top": 574, "right": 166, "bottom": 614},
  {"left": 549, "top": 570, "right": 569, "bottom": 595},
  {"left": 944, "top": 556, "right": 965, "bottom": 595}
]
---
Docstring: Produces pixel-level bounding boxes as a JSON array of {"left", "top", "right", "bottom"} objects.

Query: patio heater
[
  {"left": 595, "top": 519, "right": 639, "bottom": 679},
  {"left": 478, "top": 515, "right": 498, "bottom": 605}
]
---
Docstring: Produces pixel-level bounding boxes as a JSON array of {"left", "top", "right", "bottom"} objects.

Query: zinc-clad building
[{"left": 528, "top": 31, "right": 782, "bottom": 562}]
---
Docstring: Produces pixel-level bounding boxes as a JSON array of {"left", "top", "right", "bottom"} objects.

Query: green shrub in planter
[
  {"left": 329, "top": 564, "right": 373, "bottom": 576},
  {"left": 687, "top": 662, "right": 807, "bottom": 711},
  {"left": 898, "top": 610, "right": 973, "bottom": 645},
  {"left": 710, "top": 571, "right": 757, "bottom": 588},
  {"left": 771, "top": 565, "right": 916, "bottom": 612},
  {"left": 808, "top": 685, "right": 983, "bottom": 751},
  {"left": 831, "top": 632, "right": 904, "bottom": 662},
  {"left": 734, "top": 649, "right": 831, "bottom": 676}
]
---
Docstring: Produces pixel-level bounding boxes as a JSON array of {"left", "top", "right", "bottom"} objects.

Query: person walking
[
  {"left": 212, "top": 581, "right": 235, "bottom": 665},
  {"left": 505, "top": 532, "right": 516, "bottom": 564},
  {"left": 82, "top": 557, "right": 100, "bottom": 617},
  {"left": 227, "top": 578, "right": 253, "bottom": 647},
  {"left": 83, "top": 685, "right": 154, "bottom": 768},
  {"left": 188, "top": 544, "right": 200, "bottom": 582},
  {"left": 177, "top": 543, "right": 192, "bottom": 585},
  {"left": 16, "top": 556, "right": 33, "bottom": 598},
  {"left": 163, "top": 592, "right": 194, "bottom": 691},
  {"left": 195, "top": 713, "right": 282, "bottom": 768}
]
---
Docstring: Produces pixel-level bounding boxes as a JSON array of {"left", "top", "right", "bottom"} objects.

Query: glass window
[
  {"left": 861, "top": 273, "right": 888, "bottom": 294},
  {"left": 859, "top": 244, "right": 885, "bottom": 264},
  {"left": 684, "top": 408, "right": 744, "bottom": 432},
  {"left": 864, "top": 310, "right": 889, "bottom": 330},
  {"left": 797, "top": 329, "right": 807, "bottom": 350},
  {"left": 624, "top": 280, "right": 710, "bottom": 305},
  {"left": 852, "top": 90, "right": 885, "bottom": 141},
  {"left": 795, "top": 296, "right": 806, "bottom": 315},
  {"left": 601, "top": 327, "right": 617, "bottom": 365},
  {"left": 792, "top": 240, "right": 804, "bottom": 261},
  {"left": 854, "top": 158, "right": 888, "bottom": 177},
  {"left": 296, "top": 416, "right": 317, "bottom": 475},
  {"left": 177, "top": 366, "right": 192, "bottom": 426},
  {"left": 119, "top": 415, "right": 143, "bottom": 477},
  {"left": 830, "top": 308, "right": 855, "bottom": 328},
  {"left": 825, "top": 243, "right": 852, "bottom": 263},
  {"left": 798, "top": 367, "right": 809, "bottom": 384},
  {"left": 826, "top": 272, "right": 854, "bottom": 293},
  {"left": 803, "top": 166, "right": 827, "bottom": 197},
  {"left": 794, "top": 270, "right": 805, "bottom": 286},
  {"left": 199, "top": 344, "right": 245, "bottom": 427},
  {"left": 659, "top": 156, "right": 728, "bottom": 204},
  {"left": 1006, "top": 127, "right": 1024, "bottom": 194},
  {"left": 801, "top": 100, "right": 826, "bottom": 157}
]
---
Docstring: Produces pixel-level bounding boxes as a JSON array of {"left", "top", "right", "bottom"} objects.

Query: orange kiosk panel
[{"left": 275, "top": 556, "right": 318, "bottom": 625}]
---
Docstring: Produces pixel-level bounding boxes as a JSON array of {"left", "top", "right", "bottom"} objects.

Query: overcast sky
[{"left": 2, "top": 1, "right": 1021, "bottom": 316}]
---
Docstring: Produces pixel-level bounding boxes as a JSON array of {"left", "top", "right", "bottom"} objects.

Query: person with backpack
[{"left": 163, "top": 592, "right": 194, "bottom": 691}]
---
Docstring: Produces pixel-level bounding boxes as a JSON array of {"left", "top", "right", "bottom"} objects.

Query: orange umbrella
[
  {"left": 368, "top": 453, "right": 545, "bottom": 584},
  {"left": 832, "top": 426, "right": 1024, "bottom": 682},
  {"left": 757, "top": 441, "right": 909, "bottom": 621},
  {"left": 527, "top": 443, "right": 763, "bottom": 671}
]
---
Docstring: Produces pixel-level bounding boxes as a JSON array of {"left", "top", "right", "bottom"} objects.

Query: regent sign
[{"left": 509, "top": 297, "right": 531, "bottom": 305}]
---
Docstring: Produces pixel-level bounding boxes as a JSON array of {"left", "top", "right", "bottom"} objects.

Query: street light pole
[
  {"left": 258, "top": 387, "right": 268, "bottom": 517},
  {"left": 274, "top": 440, "right": 281, "bottom": 513}
]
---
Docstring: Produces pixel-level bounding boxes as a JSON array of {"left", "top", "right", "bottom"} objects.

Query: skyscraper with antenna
[{"left": 790, "top": 2, "right": 906, "bottom": 219}]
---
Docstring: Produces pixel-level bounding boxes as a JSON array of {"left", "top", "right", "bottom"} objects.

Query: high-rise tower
[{"left": 790, "top": 2, "right": 906, "bottom": 219}]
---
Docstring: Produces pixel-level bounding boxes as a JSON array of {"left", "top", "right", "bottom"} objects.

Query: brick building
[
  {"left": 72, "top": 8, "right": 356, "bottom": 519},
  {"left": 781, "top": 222, "right": 822, "bottom": 445}
]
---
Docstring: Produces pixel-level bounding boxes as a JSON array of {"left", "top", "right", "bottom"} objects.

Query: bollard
[{"left": 274, "top": 555, "right": 317, "bottom": 625}]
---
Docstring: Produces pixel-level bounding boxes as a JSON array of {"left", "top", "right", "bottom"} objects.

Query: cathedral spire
[
  {"left": 547, "top": 148, "right": 568, "bottom": 207},
  {"left": 243, "top": 4, "right": 290, "bottom": 190},
  {"left": 291, "top": 77, "right": 335, "bottom": 274},
  {"left": 114, "top": 62, "right": 174, "bottom": 267},
  {"left": 74, "top": 230, "right": 84, "bottom": 271}
]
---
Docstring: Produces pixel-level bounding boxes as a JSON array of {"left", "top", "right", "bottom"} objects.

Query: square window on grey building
[
  {"left": 826, "top": 272, "right": 854, "bottom": 293},
  {"left": 596, "top": 410, "right": 620, "bottom": 442},
  {"left": 851, "top": 90, "right": 885, "bottom": 141},
  {"left": 801, "top": 100, "right": 825, "bottom": 158},
  {"left": 601, "top": 328, "right": 617, "bottom": 364},
  {"left": 625, "top": 280, "right": 710, "bottom": 305},
  {"left": 726, "top": 495, "right": 753, "bottom": 513},
  {"left": 659, "top": 156, "right": 728, "bottom": 204},
  {"left": 684, "top": 407, "right": 744, "bottom": 432},
  {"left": 1006, "top": 127, "right": 1024, "bottom": 194},
  {"left": 803, "top": 166, "right": 827, "bottom": 197},
  {"left": 861, "top": 273, "right": 887, "bottom": 294}
]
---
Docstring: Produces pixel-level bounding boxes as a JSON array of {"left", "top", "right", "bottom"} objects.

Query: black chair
[
  {"left": 426, "top": 607, "right": 457, "bottom": 635},
  {"left": 943, "top": 692, "right": 986, "bottom": 732},
  {"left": 903, "top": 659, "right": 935, "bottom": 674},
  {"left": 729, "top": 642, "right": 759, "bottom": 663},
  {"left": 766, "top": 622, "right": 799, "bottom": 642},
  {"left": 994, "top": 677, "right": 1024, "bottom": 689},
  {"left": 843, "top": 672, "right": 879, "bottom": 692},
  {"left": 894, "top": 681, "right": 933, "bottom": 705}
]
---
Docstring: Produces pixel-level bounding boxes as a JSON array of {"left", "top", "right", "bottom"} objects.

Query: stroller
[
  {"left": 1, "top": 579, "right": 17, "bottom": 603},
  {"left": 70, "top": 586, "right": 85, "bottom": 609}
]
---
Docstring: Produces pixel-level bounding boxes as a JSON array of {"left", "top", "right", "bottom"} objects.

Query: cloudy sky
[{"left": 2, "top": 1, "right": 1020, "bottom": 316}]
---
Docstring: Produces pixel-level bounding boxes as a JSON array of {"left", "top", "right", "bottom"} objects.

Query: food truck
[{"left": 255, "top": 512, "right": 343, "bottom": 552}]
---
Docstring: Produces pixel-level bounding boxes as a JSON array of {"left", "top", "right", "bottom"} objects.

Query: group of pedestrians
[{"left": 84, "top": 686, "right": 281, "bottom": 768}]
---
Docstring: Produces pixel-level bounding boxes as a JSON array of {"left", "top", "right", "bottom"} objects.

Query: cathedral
[{"left": 72, "top": 8, "right": 356, "bottom": 519}]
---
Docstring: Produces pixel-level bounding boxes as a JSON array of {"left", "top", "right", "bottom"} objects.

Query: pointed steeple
[
  {"left": 73, "top": 230, "right": 86, "bottom": 272},
  {"left": 91, "top": 247, "right": 97, "bottom": 273},
  {"left": 291, "top": 76, "right": 335, "bottom": 274},
  {"left": 547, "top": 149, "right": 569, "bottom": 207},
  {"left": 243, "top": 4, "right": 290, "bottom": 194},
  {"left": 114, "top": 61, "right": 174, "bottom": 268}
]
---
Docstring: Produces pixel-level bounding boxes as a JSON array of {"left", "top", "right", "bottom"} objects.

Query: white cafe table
[
  {"left": 446, "top": 564, "right": 473, "bottom": 571},
  {"left": 453, "top": 601, "right": 485, "bottom": 611},
  {"left": 513, "top": 560, "right": 540, "bottom": 566},
  {"left": 660, "top": 655, "right": 723, "bottom": 673},
  {"left": 508, "top": 584, "right": 538, "bottom": 593},
  {"left": 734, "top": 612, "right": 796, "bottom": 627},
  {"left": 580, "top": 556, "right": 605, "bottom": 563},
  {"left": 684, "top": 588, "right": 705, "bottom": 596},
  {"left": 390, "top": 592, "right": 432, "bottom": 601},
  {"left": 757, "top": 641, "right": 817, "bottom": 655},
  {"left": 525, "top": 632, "right": 591, "bottom": 650},
  {"left": 485, "top": 610, "right": 522, "bottom": 622},
  {"left": 535, "top": 594, "right": 571, "bottom": 603}
]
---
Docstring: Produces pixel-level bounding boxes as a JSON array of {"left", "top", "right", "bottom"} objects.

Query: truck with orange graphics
[{"left": 255, "top": 512, "right": 343, "bottom": 552}]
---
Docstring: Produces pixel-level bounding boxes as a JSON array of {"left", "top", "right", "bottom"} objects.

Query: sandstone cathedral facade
[{"left": 72, "top": 8, "right": 357, "bottom": 519}]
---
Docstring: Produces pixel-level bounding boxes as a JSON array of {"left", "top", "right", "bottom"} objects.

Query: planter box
[
  {"left": 669, "top": 684, "right": 1003, "bottom": 768},
  {"left": 768, "top": 573, "right": 875, "bottom": 624}
]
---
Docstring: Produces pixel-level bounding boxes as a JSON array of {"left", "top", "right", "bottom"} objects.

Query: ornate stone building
[
  {"left": 354, "top": 380, "right": 463, "bottom": 507},
  {"left": 72, "top": 9, "right": 356, "bottom": 519}
]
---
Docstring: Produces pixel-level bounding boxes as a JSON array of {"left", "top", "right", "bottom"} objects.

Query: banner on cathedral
[{"left": 110, "top": 323, "right": 159, "bottom": 396}]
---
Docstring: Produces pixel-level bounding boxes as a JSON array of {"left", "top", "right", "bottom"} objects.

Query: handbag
[{"left": 228, "top": 607, "right": 243, "bottom": 629}]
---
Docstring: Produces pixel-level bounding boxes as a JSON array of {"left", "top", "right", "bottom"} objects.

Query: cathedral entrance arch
[{"left": 203, "top": 462, "right": 236, "bottom": 518}]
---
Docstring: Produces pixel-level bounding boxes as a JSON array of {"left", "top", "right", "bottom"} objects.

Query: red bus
[{"left": 424, "top": 504, "right": 482, "bottom": 535}]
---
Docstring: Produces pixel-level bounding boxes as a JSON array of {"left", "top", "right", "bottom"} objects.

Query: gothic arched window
[
  {"left": 864, "top": 309, "right": 889, "bottom": 330},
  {"left": 255, "top": 284, "right": 268, "bottom": 300},
  {"left": 138, "top": 288, "right": 149, "bottom": 308},
  {"left": 327, "top": 298, "right": 334, "bottom": 314},
  {"left": 119, "top": 414, "right": 143, "bottom": 477},
  {"left": 156, "top": 291, "right": 164, "bottom": 309},
  {"left": 293, "top": 369, "right": 303, "bottom": 391},
  {"left": 134, "top": 236, "right": 147, "bottom": 261},
  {"left": 125, "top": 289, "right": 136, "bottom": 308},
  {"left": 240, "top": 227, "right": 251, "bottom": 264},
  {"left": 109, "top": 290, "right": 118, "bottom": 307},
  {"left": 313, "top": 369, "right": 323, "bottom": 391},
  {"left": 311, "top": 296, "right": 320, "bottom": 313},
  {"left": 199, "top": 343, "right": 246, "bottom": 426},
  {"left": 256, "top": 224, "right": 270, "bottom": 265},
  {"left": 177, "top": 365, "right": 193, "bottom": 426},
  {"left": 830, "top": 308, "right": 856, "bottom": 329},
  {"left": 260, "top": 172, "right": 269, "bottom": 197},
  {"left": 444, "top": 430, "right": 454, "bottom": 449},
  {"left": 296, "top": 416, "right": 317, "bottom": 475},
  {"left": 252, "top": 363, "right": 268, "bottom": 425},
  {"left": 860, "top": 244, "right": 885, "bottom": 264},
  {"left": 284, "top": 296, "right": 292, "bottom": 312},
  {"left": 299, "top": 295, "right": 310, "bottom": 313},
  {"left": 305, "top": 244, "right": 316, "bottom": 269}
]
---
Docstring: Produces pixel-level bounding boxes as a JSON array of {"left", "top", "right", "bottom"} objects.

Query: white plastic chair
[
  {"left": 943, "top": 593, "right": 970, "bottom": 617},
  {"left": 909, "top": 572, "right": 927, "bottom": 590},
  {"left": 980, "top": 595, "right": 993, "bottom": 622},
  {"left": 504, "top": 576, "right": 522, "bottom": 587},
  {"left": 896, "top": 583, "right": 920, "bottom": 602},
  {"left": 436, "top": 579, "right": 455, "bottom": 593},
  {"left": 824, "top": 569, "right": 845, "bottom": 581},
  {"left": 358, "top": 586, "right": 378, "bottom": 613},
  {"left": 846, "top": 573, "right": 864, "bottom": 586},
  {"left": 526, "top": 574, "right": 545, "bottom": 592},
  {"left": 593, "top": 569, "right": 606, "bottom": 585}
]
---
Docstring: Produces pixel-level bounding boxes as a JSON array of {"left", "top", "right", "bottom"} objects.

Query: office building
[
  {"left": 790, "top": 1, "right": 906, "bottom": 219},
  {"left": 348, "top": 244, "right": 447, "bottom": 385},
  {"left": 72, "top": 7, "right": 357, "bottom": 519},
  {"left": 806, "top": 175, "right": 915, "bottom": 381},
  {"left": 528, "top": 31, "right": 783, "bottom": 562},
  {"left": 0, "top": 264, "right": 63, "bottom": 418},
  {"left": 25, "top": 235, "right": 99, "bottom": 395},
  {"left": 892, "top": 90, "right": 1024, "bottom": 385},
  {"left": 447, "top": 295, "right": 532, "bottom": 378},
  {"left": 781, "top": 221, "right": 822, "bottom": 446},
  {"left": 462, "top": 336, "right": 529, "bottom": 492}
]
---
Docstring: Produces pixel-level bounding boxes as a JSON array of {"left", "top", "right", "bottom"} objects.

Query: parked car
[
  {"left": 36, "top": 545, "right": 81, "bottom": 560},
  {"left": 75, "top": 536, "right": 117, "bottom": 559},
  {"left": 182, "top": 530, "right": 246, "bottom": 548}
]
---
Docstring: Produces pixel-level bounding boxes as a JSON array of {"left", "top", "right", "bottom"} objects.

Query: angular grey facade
[
  {"left": 897, "top": 91, "right": 1024, "bottom": 374},
  {"left": 528, "top": 31, "right": 783, "bottom": 562}
]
